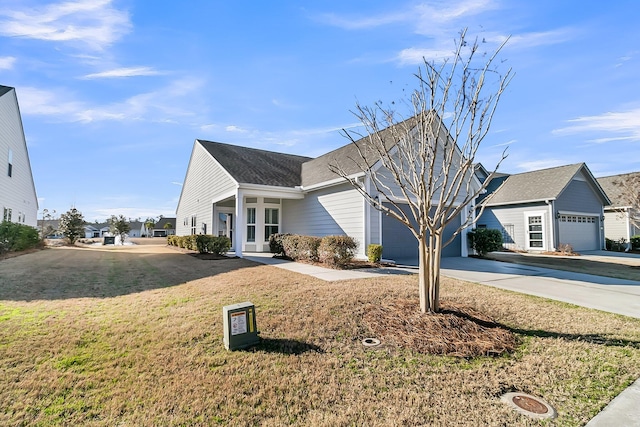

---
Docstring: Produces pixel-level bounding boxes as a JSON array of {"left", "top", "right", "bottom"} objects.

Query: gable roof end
[{"left": 483, "top": 163, "right": 609, "bottom": 206}]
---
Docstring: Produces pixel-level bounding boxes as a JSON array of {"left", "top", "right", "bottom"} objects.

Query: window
[
  {"left": 190, "top": 215, "right": 197, "bottom": 235},
  {"left": 264, "top": 208, "right": 279, "bottom": 241},
  {"left": 7, "top": 149, "right": 12, "bottom": 177},
  {"left": 527, "top": 216, "right": 543, "bottom": 248},
  {"left": 3, "top": 207, "right": 12, "bottom": 222},
  {"left": 246, "top": 208, "right": 256, "bottom": 242}
]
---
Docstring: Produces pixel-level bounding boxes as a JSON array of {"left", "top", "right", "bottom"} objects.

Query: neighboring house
[
  {"left": 476, "top": 163, "right": 610, "bottom": 252},
  {"left": 37, "top": 219, "right": 62, "bottom": 238},
  {"left": 176, "top": 119, "right": 476, "bottom": 263},
  {"left": 0, "top": 85, "right": 38, "bottom": 227},
  {"left": 150, "top": 217, "right": 175, "bottom": 237},
  {"left": 597, "top": 172, "right": 640, "bottom": 247},
  {"left": 128, "top": 221, "right": 144, "bottom": 238}
]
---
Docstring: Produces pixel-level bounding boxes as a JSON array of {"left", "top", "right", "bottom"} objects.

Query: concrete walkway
[{"left": 244, "top": 252, "right": 640, "bottom": 426}]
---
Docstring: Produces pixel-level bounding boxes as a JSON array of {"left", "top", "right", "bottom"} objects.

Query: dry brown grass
[{"left": 1, "top": 244, "right": 639, "bottom": 426}]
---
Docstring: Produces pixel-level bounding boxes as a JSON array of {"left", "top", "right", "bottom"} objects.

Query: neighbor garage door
[
  {"left": 381, "top": 203, "right": 461, "bottom": 265},
  {"left": 557, "top": 214, "right": 599, "bottom": 251}
]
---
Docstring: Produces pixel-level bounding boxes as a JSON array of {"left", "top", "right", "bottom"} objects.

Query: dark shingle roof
[
  {"left": 0, "top": 85, "right": 13, "bottom": 97},
  {"left": 483, "top": 163, "right": 589, "bottom": 205},
  {"left": 597, "top": 172, "right": 640, "bottom": 207},
  {"left": 198, "top": 140, "right": 312, "bottom": 187},
  {"left": 301, "top": 116, "right": 419, "bottom": 187},
  {"left": 155, "top": 218, "right": 175, "bottom": 229}
]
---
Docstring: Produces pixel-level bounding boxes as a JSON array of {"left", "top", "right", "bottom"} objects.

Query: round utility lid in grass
[
  {"left": 500, "top": 392, "right": 557, "bottom": 419},
  {"left": 362, "top": 338, "right": 381, "bottom": 347}
]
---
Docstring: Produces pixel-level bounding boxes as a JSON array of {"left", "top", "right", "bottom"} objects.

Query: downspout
[{"left": 547, "top": 199, "right": 556, "bottom": 251}]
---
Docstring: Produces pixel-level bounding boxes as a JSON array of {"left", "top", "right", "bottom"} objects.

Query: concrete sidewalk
[{"left": 244, "top": 253, "right": 640, "bottom": 426}]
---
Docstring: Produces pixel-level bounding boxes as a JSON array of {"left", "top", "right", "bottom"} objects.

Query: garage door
[
  {"left": 381, "top": 203, "right": 461, "bottom": 265},
  {"left": 557, "top": 215, "right": 599, "bottom": 251}
]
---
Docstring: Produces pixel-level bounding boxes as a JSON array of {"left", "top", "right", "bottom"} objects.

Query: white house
[
  {"left": 597, "top": 172, "right": 640, "bottom": 248},
  {"left": 176, "top": 117, "right": 476, "bottom": 264},
  {"left": 0, "top": 85, "right": 38, "bottom": 227}
]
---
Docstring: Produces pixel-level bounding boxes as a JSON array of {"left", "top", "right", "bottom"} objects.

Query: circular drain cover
[
  {"left": 501, "top": 393, "right": 557, "bottom": 419},
  {"left": 362, "top": 338, "right": 381, "bottom": 347}
]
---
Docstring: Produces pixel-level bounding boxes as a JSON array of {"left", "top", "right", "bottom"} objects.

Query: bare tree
[
  {"left": 613, "top": 173, "right": 640, "bottom": 231},
  {"left": 329, "top": 30, "right": 512, "bottom": 313}
]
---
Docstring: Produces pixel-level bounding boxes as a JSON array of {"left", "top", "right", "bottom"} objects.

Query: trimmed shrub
[
  {"left": 367, "top": 244, "right": 383, "bottom": 263},
  {"left": 209, "top": 236, "right": 231, "bottom": 256},
  {"left": 468, "top": 228, "right": 503, "bottom": 257},
  {"left": 318, "top": 235, "right": 358, "bottom": 267},
  {"left": 631, "top": 235, "right": 640, "bottom": 250},
  {"left": 0, "top": 221, "right": 40, "bottom": 254},
  {"left": 167, "top": 235, "right": 179, "bottom": 246},
  {"left": 269, "top": 233, "right": 291, "bottom": 256},
  {"left": 282, "top": 234, "right": 321, "bottom": 262},
  {"left": 606, "top": 238, "right": 627, "bottom": 252}
]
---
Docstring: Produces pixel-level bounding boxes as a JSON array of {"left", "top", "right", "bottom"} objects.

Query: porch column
[{"left": 235, "top": 189, "right": 244, "bottom": 258}]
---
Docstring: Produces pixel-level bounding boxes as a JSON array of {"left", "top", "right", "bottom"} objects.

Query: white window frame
[
  {"left": 264, "top": 208, "right": 279, "bottom": 242},
  {"left": 524, "top": 211, "right": 546, "bottom": 251},
  {"left": 246, "top": 207, "right": 256, "bottom": 243}
]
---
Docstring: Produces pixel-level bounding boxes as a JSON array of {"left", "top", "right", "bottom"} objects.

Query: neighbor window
[
  {"left": 7, "top": 149, "right": 12, "bottom": 177},
  {"left": 190, "top": 215, "right": 197, "bottom": 235},
  {"left": 246, "top": 207, "right": 256, "bottom": 242},
  {"left": 264, "top": 208, "right": 279, "bottom": 241},
  {"left": 527, "top": 216, "right": 543, "bottom": 248}
]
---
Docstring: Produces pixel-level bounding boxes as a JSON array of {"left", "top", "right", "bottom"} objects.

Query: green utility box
[{"left": 223, "top": 302, "right": 260, "bottom": 350}]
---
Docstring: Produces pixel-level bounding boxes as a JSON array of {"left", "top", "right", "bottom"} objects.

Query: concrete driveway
[{"left": 440, "top": 256, "right": 640, "bottom": 319}]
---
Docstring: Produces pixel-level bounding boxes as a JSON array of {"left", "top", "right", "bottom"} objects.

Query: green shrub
[
  {"left": 606, "top": 238, "right": 627, "bottom": 252},
  {"left": 269, "top": 233, "right": 291, "bottom": 256},
  {"left": 0, "top": 221, "right": 40, "bottom": 254},
  {"left": 468, "top": 228, "right": 503, "bottom": 257},
  {"left": 318, "top": 235, "right": 358, "bottom": 267},
  {"left": 167, "top": 235, "right": 179, "bottom": 246},
  {"left": 367, "top": 244, "right": 383, "bottom": 263},
  {"left": 193, "top": 235, "right": 231, "bottom": 255},
  {"left": 631, "top": 235, "right": 640, "bottom": 250},
  {"left": 281, "top": 234, "right": 321, "bottom": 261}
]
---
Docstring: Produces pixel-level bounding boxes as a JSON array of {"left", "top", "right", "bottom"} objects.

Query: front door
[{"left": 218, "top": 212, "right": 233, "bottom": 243}]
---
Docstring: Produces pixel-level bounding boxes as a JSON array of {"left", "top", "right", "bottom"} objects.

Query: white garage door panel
[{"left": 558, "top": 215, "right": 598, "bottom": 251}]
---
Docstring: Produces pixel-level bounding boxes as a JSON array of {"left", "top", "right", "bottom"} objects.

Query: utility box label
[
  {"left": 223, "top": 302, "right": 259, "bottom": 350},
  {"left": 230, "top": 311, "right": 247, "bottom": 335}
]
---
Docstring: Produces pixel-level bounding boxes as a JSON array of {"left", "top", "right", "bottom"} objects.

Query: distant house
[
  {"left": 476, "top": 163, "right": 610, "bottom": 252},
  {"left": 175, "top": 117, "right": 477, "bottom": 263},
  {"left": 0, "top": 85, "right": 38, "bottom": 227},
  {"left": 128, "top": 221, "right": 144, "bottom": 238},
  {"left": 597, "top": 172, "right": 640, "bottom": 247},
  {"left": 150, "top": 217, "right": 175, "bottom": 237},
  {"left": 37, "top": 219, "right": 62, "bottom": 238}
]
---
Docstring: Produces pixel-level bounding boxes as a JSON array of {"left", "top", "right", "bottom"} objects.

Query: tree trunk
[
  {"left": 418, "top": 231, "right": 442, "bottom": 313},
  {"left": 418, "top": 234, "right": 428, "bottom": 312}
]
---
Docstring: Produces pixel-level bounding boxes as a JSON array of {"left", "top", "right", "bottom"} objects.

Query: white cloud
[
  {"left": 553, "top": 108, "right": 640, "bottom": 143},
  {"left": 0, "top": 0, "right": 131, "bottom": 50},
  {"left": 82, "top": 67, "right": 162, "bottom": 79},
  {"left": 0, "top": 56, "right": 16, "bottom": 69},
  {"left": 517, "top": 159, "right": 566, "bottom": 172},
  {"left": 225, "top": 125, "right": 248, "bottom": 133},
  {"left": 17, "top": 77, "right": 206, "bottom": 124}
]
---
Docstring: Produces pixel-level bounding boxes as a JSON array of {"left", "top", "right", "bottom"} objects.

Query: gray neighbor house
[
  {"left": 175, "top": 119, "right": 475, "bottom": 264},
  {"left": 476, "top": 163, "right": 611, "bottom": 252}
]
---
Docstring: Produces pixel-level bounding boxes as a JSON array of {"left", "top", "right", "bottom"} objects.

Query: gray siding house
[
  {"left": 176, "top": 119, "right": 476, "bottom": 262},
  {"left": 597, "top": 172, "right": 640, "bottom": 247},
  {"left": 477, "top": 163, "right": 610, "bottom": 252},
  {"left": 0, "top": 85, "right": 38, "bottom": 227}
]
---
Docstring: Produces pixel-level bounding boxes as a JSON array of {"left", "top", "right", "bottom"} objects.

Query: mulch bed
[{"left": 363, "top": 299, "right": 518, "bottom": 358}]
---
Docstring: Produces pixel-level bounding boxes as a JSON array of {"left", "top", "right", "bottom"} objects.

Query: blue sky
[{"left": 1, "top": 0, "right": 639, "bottom": 222}]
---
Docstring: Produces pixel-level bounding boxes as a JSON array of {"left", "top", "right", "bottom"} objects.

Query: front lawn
[{"left": 1, "top": 245, "right": 639, "bottom": 426}]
